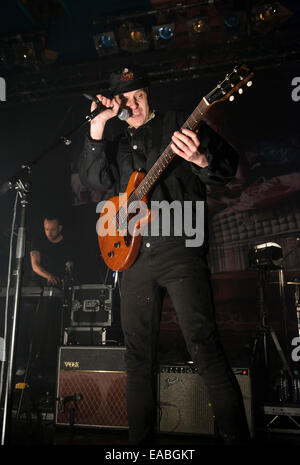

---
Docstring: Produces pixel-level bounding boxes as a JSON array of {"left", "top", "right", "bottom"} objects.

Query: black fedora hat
[{"left": 109, "top": 66, "right": 149, "bottom": 96}]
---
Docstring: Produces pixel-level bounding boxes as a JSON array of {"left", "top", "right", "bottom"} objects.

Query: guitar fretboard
[{"left": 128, "top": 98, "right": 210, "bottom": 204}]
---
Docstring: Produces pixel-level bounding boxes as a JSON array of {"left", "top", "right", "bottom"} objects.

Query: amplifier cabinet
[
  {"left": 55, "top": 346, "right": 128, "bottom": 429},
  {"left": 158, "top": 365, "right": 254, "bottom": 438},
  {"left": 158, "top": 365, "right": 215, "bottom": 436},
  {"left": 233, "top": 367, "right": 254, "bottom": 438}
]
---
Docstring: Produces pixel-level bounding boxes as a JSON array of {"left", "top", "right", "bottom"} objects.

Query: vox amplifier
[{"left": 55, "top": 346, "right": 128, "bottom": 429}]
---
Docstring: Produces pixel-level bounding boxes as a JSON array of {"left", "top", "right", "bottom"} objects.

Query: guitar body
[{"left": 98, "top": 170, "right": 151, "bottom": 271}]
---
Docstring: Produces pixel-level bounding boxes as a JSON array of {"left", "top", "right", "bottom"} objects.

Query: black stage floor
[
  {"left": 4, "top": 411, "right": 300, "bottom": 448},
  {"left": 0, "top": 410, "right": 299, "bottom": 465}
]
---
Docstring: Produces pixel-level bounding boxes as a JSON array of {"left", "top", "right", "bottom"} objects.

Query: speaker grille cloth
[
  {"left": 159, "top": 371, "right": 215, "bottom": 435},
  {"left": 56, "top": 370, "right": 128, "bottom": 428}
]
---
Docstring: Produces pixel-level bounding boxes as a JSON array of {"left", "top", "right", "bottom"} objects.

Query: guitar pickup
[{"left": 114, "top": 242, "right": 121, "bottom": 248}]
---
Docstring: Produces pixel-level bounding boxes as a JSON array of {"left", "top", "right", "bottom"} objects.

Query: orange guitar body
[{"left": 97, "top": 171, "right": 151, "bottom": 271}]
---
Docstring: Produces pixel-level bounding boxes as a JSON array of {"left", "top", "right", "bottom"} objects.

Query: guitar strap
[{"left": 146, "top": 112, "right": 164, "bottom": 173}]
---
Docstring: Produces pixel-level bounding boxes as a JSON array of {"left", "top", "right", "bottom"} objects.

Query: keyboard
[{"left": 0, "top": 286, "right": 63, "bottom": 298}]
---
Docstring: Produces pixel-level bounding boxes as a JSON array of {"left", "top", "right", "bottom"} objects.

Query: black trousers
[{"left": 120, "top": 240, "right": 250, "bottom": 444}]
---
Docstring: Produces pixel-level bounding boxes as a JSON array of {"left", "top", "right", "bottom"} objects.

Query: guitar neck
[
  {"left": 128, "top": 63, "right": 254, "bottom": 203},
  {"left": 131, "top": 98, "right": 210, "bottom": 202}
]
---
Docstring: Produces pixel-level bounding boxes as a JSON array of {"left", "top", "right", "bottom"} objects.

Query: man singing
[{"left": 79, "top": 67, "right": 250, "bottom": 445}]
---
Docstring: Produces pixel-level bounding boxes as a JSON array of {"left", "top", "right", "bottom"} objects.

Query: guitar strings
[{"left": 113, "top": 102, "right": 207, "bottom": 234}]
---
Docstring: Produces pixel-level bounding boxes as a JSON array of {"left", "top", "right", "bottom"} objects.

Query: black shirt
[
  {"left": 79, "top": 110, "right": 239, "bottom": 247},
  {"left": 79, "top": 110, "right": 238, "bottom": 195},
  {"left": 30, "top": 235, "right": 74, "bottom": 281}
]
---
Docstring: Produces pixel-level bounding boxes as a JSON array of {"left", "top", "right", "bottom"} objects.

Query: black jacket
[{"left": 79, "top": 110, "right": 238, "bottom": 247}]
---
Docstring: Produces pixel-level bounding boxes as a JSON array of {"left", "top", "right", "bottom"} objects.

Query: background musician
[
  {"left": 15, "top": 215, "right": 76, "bottom": 397},
  {"left": 30, "top": 215, "right": 74, "bottom": 287}
]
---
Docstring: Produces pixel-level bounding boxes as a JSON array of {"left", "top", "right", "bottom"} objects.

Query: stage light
[
  {"left": 224, "top": 14, "right": 240, "bottom": 30},
  {"left": 222, "top": 11, "right": 247, "bottom": 40},
  {"left": 249, "top": 242, "right": 283, "bottom": 269},
  {"left": 13, "top": 41, "right": 36, "bottom": 66},
  {"left": 193, "top": 19, "right": 206, "bottom": 33},
  {"left": 94, "top": 32, "right": 119, "bottom": 56},
  {"left": 152, "top": 24, "right": 175, "bottom": 49},
  {"left": 130, "top": 29, "right": 144, "bottom": 43},
  {"left": 254, "top": 2, "right": 280, "bottom": 24},
  {"left": 158, "top": 26, "right": 173, "bottom": 40},
  {"left": 188, "top": 17, "right": 210, "bottom": 42},
  {"left": 118, "top": 22, "right": 149, "bottom": 53},
  {"left": 128, "top": 27, "right": 148, "bottom": 51}
]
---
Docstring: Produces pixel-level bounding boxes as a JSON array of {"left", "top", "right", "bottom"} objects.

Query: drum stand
[
  {"left": 289, "top": 279, "right": 300, "bottom": 337},
  {"left": 250, "top": 266, "right": 293, "bottom": 382}
]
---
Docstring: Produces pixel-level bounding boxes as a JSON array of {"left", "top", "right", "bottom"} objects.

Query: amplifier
[
  {"left": 55, "top": 346, "right": 128, "bottom": 429},
  {"left": 158, "top": 364, "right": 254, "bottom": 438},
  {"left": 234, "top": 367, "right": 254, "bottom": 438},
  {"left": 69, "top": 284, "right": 113, "bottom": 328},
  {"left": 158, "top": 364, "right": 215, "bottom": 436}
]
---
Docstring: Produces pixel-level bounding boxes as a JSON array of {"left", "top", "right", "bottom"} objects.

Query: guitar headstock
[{"left": 205, "top": 64, "right": 254, "bottom": 105}]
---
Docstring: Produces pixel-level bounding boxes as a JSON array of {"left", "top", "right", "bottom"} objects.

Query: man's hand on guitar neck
[{"left": 171, "top": 128, "right": 209, "bottom": 168}]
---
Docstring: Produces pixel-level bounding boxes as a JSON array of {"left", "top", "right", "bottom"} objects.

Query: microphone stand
[
  {"left": 0, "top": 103, "right": 104, "bottom": 445},
  {"left": 1, "top": 168, "right": 31, "bottom": 446}
]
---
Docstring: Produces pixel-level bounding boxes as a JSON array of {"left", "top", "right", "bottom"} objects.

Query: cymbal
[{"left": 271, "top": 281, "right": 300, "bottom": 285}]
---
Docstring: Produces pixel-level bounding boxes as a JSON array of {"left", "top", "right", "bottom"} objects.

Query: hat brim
[{"left": 110, "top": 76, "right": 149, "bottom": 96}]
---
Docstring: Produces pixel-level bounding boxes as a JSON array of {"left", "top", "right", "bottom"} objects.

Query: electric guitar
[{"left": 97, "top": 64, "right": 254, "bottom": 271}]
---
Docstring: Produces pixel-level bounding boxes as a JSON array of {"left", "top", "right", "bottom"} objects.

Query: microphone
[
  {"left": 56, "top": 393, "right": 83, "bottom": 414},
  {"left": 83, "top": 93, "right": 131, "bottom": 121},
  {"left": 65, "top": 261, "right": 74, "bottom": 275},
  {"left": 57, "top": 393, "right": 83, "bottom": 403},
  {"left": 64, "top": 261, "right": 74, "bottom": 285}
]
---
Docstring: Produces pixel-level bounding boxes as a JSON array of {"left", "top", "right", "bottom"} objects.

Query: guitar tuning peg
[
  {"left": 229, "top": 95, "right": 235, "bottom": 102},
  {"left": 238, "top": 88, "right": 243, "bottom": 94},
  {"left": 247, "top": 80, "right": 253, "bottom": 87}
]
